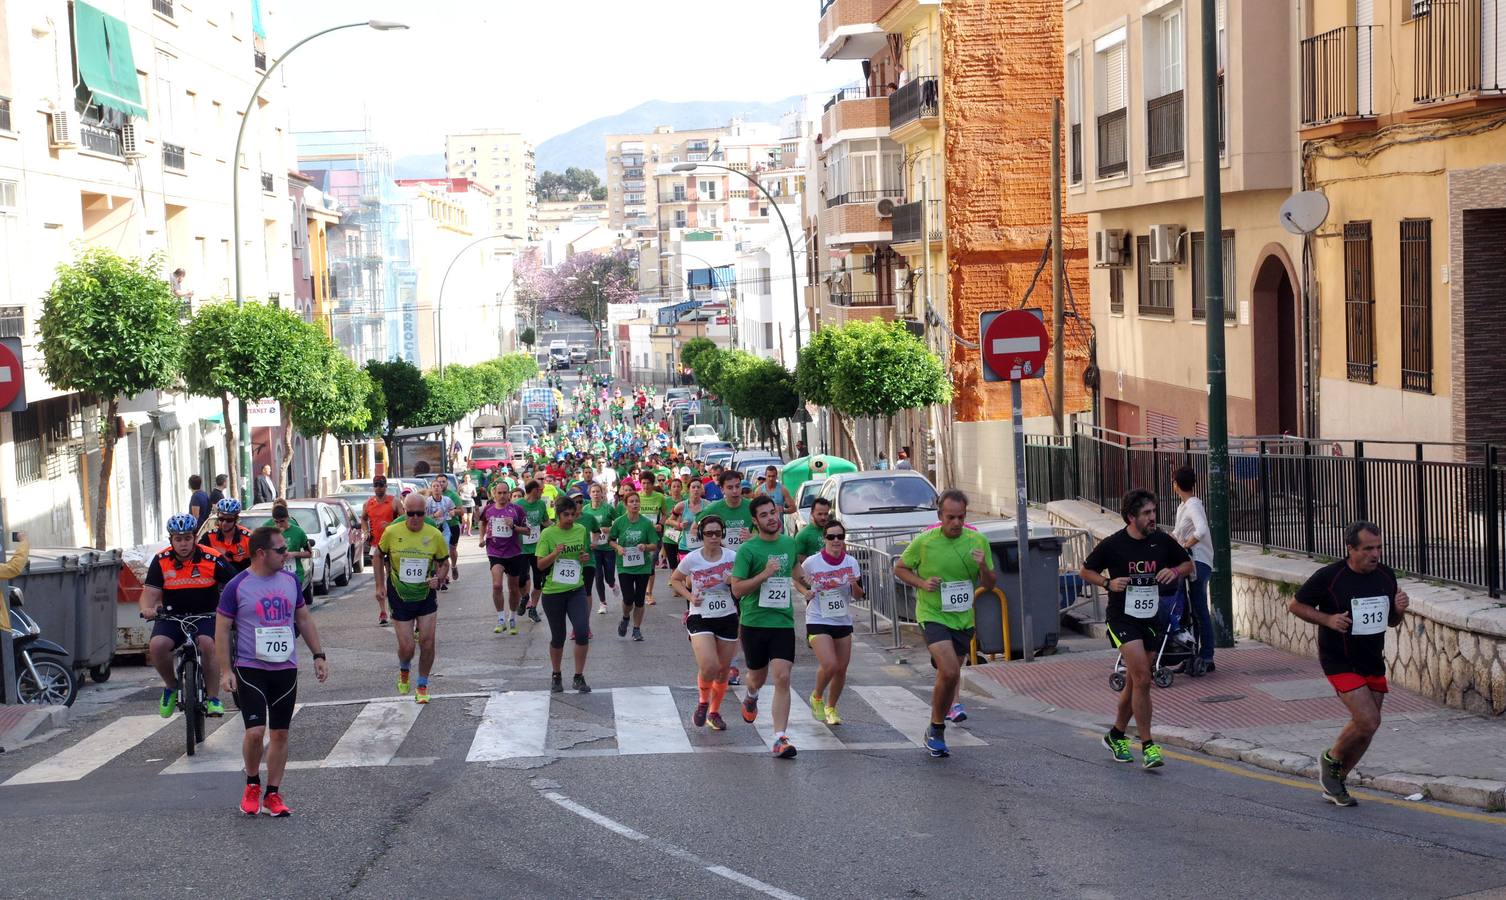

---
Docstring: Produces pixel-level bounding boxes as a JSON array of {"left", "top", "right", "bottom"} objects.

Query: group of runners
[{"left": 140, "top": 380, "right": 1412, "bottom": 816}]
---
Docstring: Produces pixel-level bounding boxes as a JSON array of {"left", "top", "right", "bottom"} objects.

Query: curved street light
[
  {"left": 436, "top": 233, "right": 524, "bottom": 372},
  {"left": 230, "top": 18, "right": 408, "bottom": 505}
]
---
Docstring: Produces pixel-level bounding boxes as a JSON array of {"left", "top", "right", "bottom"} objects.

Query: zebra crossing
[{"left": 2, "top": 683, "right": 986, "bottom": 787}]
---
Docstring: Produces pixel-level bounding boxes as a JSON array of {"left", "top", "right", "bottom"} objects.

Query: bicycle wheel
[
  {"left": 17, "top": 658, "right": 77, "bottom": 706},
  {"left": 181, "top": 656, "right": 201, "bottom": 755}
]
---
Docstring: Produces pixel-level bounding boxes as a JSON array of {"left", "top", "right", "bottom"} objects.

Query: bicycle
[{"left": 145, "top": 610, "right": 215, "bottom": 756}]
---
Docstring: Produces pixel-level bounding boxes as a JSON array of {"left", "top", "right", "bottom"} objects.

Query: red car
[{"left": 469, "top": 440, "right": 514, "bottom": 474}]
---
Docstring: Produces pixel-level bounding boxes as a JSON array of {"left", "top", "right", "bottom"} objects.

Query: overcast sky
[{"left": 276, "top": 0, "right": 855, "bottom": 157}]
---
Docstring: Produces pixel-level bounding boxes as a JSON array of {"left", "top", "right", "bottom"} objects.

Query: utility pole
[
  {"left": 1202, "top": 0, "right": 1233, "bottom": 648},
  {"left": 1051, "top": 98, "right": 1065, "bottom": 437}
]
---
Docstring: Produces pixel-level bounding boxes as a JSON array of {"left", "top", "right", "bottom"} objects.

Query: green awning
[{"left": 73, "top": 2, "right": 146, "bottom": 119}]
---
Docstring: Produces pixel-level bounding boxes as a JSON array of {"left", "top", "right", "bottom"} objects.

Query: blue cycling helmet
[
  {"left": 214, "top": 498, "right": 242, "bottom": 516},
  {"left": 166, "top": 514, "right": 199, "bottom": 535}
]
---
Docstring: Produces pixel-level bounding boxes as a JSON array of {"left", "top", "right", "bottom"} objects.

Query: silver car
[
  {"left": 247, "top": 500, "right": 353, "bottom": 595},
  {"left": 814, "top": 471, "right": 941, "bottom": 535}
]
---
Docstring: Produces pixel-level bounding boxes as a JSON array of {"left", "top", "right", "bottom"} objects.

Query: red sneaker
[
  {"left": 772, "top": 736, "right": 797, "bottom": 759},
  {"left": 239, "top": 784, "right": 261, "bottom": 816},
  {"left": 262, "top": 791, "right": 292, "bottom": 817},
  {"left": 741, "top": 694, "right": 758, "bottom": 724}
]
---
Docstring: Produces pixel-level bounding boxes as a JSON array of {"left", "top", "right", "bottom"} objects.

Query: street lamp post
[
  {"left": 436, "top": 233, "right": 524, "bottom": 373},
  {"left": 230, "top": 18, "right": 407, "bottom": 505}
]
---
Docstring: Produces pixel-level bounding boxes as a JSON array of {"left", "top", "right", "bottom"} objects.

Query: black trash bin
[{"left": 975, "top": 535, "right": 1064, "bottom": 659}]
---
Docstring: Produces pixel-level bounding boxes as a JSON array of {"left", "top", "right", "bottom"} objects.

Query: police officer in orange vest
[
  {"left": 143, "top": 513, "right": 235, "bottom": 718},
  {"left": 201, "top": 498, "right": 254, "bottom": 572}
]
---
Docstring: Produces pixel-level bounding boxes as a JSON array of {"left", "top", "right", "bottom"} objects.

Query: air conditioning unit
[
  {"left": 874, "top": 196, "right": 899, "bottom": 218},
  {"left": 49, "top": 110, "right": 77, "bottom": 148},
  {"left": 1150, "top": 224, "right": 1183, "bottom": 265},
  {"left": 1094, "top": 228, "right": 1129, "bottom": 268},
  {"left": 122, "top": 122, "right": 146, "bottom": 159}
]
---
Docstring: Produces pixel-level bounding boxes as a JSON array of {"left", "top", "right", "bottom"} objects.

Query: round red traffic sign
[
  {"left": 981, "top": 310, "right": 1050, "bottom": 381},
  {"left": 0, "top": 341, "right": 21, "bottom": 409}
]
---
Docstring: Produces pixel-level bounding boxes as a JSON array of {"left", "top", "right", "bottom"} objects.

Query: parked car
[
  {"left": 327, "top": 490, "right": 379, "bottom": 564},
  {"left": 784, "top": 480, "right": 826, "bottom": 535},
  {"left": 247, "top": 500, "right": 352, "bottom": 595},
  {"left": 704, "top": 449, "right": 735, "bottom": 470},
  {"left": 507, "top": 425, "right": 536, "bottom": 446},
  {"left": 683, "top": 424, "right": 718, "bottom": 452},
  {"left": 696, "top": 440, "right": 733, "bottom": 462},
  {"left": 732, "top": 451, "right": 784, "bottom": 488},
  {"left": 320, "top": 496, "right": 367, "bottom": 573},
  {"left": 812, "top": 471, "right": 941, "bottom": 535},
  {"left": 469, "top": 440, "right": 514, "bottom": 474}
]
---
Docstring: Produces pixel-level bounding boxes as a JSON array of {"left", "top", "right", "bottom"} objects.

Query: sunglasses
[
  {"left": 825, "top": 533, "right": 846, "bottom": 541},
  {"left": 701, "top": 529, "right": 724, "bottom": 538},
  {"left": 269, "top": 545, "right": 289, "bottom": 554},
  {"left": 406, "top": 511, "right": 426, "bottom": 518}
]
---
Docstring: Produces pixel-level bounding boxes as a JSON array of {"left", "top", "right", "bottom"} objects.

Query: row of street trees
[
  {"left": 680, "top": 320, "right": 949, "bottom": 466},
  {"left": 36, "top": 247, "right": 535, "bottom": 548}
]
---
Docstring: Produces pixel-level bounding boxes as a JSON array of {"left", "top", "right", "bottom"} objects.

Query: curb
[
  {"left": 0, "top": 705, "right": 70, "bottom": 751},
  {"left": 961, "top": 669, "right": 1506, "bottom": 813}
]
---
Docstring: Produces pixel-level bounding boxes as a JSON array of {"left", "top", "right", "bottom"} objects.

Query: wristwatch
[{"left": 313, "top": 652, "right": 327, "bottom": 661}]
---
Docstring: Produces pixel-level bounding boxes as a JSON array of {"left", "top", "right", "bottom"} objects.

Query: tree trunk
[
  {"left": 319, "top": 432, "right": 332, "bottom": 492},
  {"left": 277, "top": 406, "right": 294, "bottom": 499},
  {"left": 92, "top": 396, "right": 118, "bottom": 549},
  {"left": 839, "top": 414, "right": 866, "bottom": 469}
]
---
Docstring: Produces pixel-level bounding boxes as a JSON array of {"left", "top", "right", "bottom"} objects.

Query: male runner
[
  {"left": 894, "top": 489, "right": 997, "bottom": 758},
  {"left": 363, "top": 476, "right": 402, "bottom": 626},
  {"left": 378, "top": 492, "right": 450, "bottom": 703},
  {"left": 263, "top": 501, "right": 314, "bottom": 608},
  {"left": 142, "top": 514, "right": 233, "bottom": 718},
  {"left": 216, "top": 526, "right": 328, "bottom": 817},
  {"left": 637, "top": 471, "right": 667, "bottom": 604},
  {"left": 702, "top": 470, "right": 754, "bottom": 552},
  {"left": 794, "top": 497, "right": 832, "bottom": 558},
  {"left": 201, "top": 498, "right": 253, "bottom": 572},
  {"left": 729, "top": 495, "right": 802, "bottom": 759},
  {"left": 1079, "top": 489, "right": 1193, "bottom": 769},
  {"left": 1290, "top": 521, "right": 1410, "bottom": 807},
  {"left": 480, "top": 482, "right": 529, "bottom": 635},
  {"left": 516, "top": 480, "right": 551, "bottom": 622},
  {"left": 753, "top": 466, "right": 795, "bottom": 515}
]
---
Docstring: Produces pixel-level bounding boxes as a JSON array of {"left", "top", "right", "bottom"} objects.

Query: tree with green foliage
[
  {"left": 520, "top": 326, "right": 536, "bottom": 348},
  {"left": 795, "top": 325, "right": 863, "bottom": 463},
  {"left": 38, "top": 248, "right": 185, "bottom": 548},
  {"left": 724, "top": 357, "right": 799, "bottom": 453},
  {"left": 679, "top": 337, "right": 716, "bottom": 373},
  {"left": 364, "top": 358, "right": 429, "bottom": 460},
  {"left": 417, "top": 366, "right": 481, "bottom": 429},
  {"left": 830, "top": 321, "right": 950, "bottom": 467},
  {"left": 289, "top": 354, "right": 372, "bottom": 485}
]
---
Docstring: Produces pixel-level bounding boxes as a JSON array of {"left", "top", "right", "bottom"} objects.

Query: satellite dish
[{"left": 1279, "top": 191, "right": 1329, "bottom": 235}]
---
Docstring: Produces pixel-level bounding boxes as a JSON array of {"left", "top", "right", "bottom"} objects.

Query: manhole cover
[{"left": 1197, "top": 694, "right": 1246, "bottom": 703}]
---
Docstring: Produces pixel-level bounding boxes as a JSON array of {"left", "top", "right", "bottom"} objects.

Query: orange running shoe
[
  {"left": 239, "top": 784, "right": 261, "bottom": 816},
  {"left": 262, "top": 791, "right": 292, "bottom": 817},
  {"left": 741, "top": 694, "right": 758, "bottom": 724}
]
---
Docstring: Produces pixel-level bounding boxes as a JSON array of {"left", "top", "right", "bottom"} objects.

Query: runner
[
  {"left": 201, "top": 498, "right": 253, "bottom": 572},
  {"left": 534, "top": 495, "right": 594, "bottom": 693},
  {"left": 141, "top": 514, "right": 233, "bottom": 719},
  {"left": 580, "top": 482, "right": 620, "bottom": 615},
  {"left": 753, "top": 465, "right": 795, "bottom": 515},
  {"left": 894, "top": 489, "right": 998, "bottom": 758},
  {"left": 793, "top": 497, "right": 832, "bottom": 559},
  {"left": 363, "top": 476, "right": 402, "bottom": 626},
  {"left": 263, "top": 501, "right": 314, "bottom": 608},
  {"left": 517, "top": 480, "right": 551, "bottom": 623},
  {"left": 660, "top": 475, "right": 686, "bottom": 575},
  {"left": 1289, "top": 521, "right": 1410, "bottom": 807},
  {"left": 796, "top": 517, "right": 862, "bottom": 726},
  {"left": 729, "top": 494, "right": 802, "bottom": 759},
  {"left": 637, "top": 471, "right": 667, "bottom": 604},
  {"left": 1078, "top": 488, "right": 1193, "bottom": 769},
  {"left": 672, "top": 476, "right": 708, "bottom": 561},
  {"left": 377, "top": 492, "right": 451, "bottom": 703},
  {"left": 480, "top": 482, "right": 529, "bottom": 635},
  {"left": 609, "top": 491, "right": 657, "bottom": 641},
  {"left": 672, "top": 514, "right": 738, "bottom": 731},
  {"left": 425, "top": 477, "right": 459, "bottom": 590},
  {"left": 215, "top": 526, "right": 328, "bottom": 817},
  {"left": 702, "top": 470, "right": 754, "bottom": 552}
]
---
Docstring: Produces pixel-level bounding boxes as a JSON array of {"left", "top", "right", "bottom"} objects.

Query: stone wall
[{"left": 1048, "top": 499, "right": 1506, "bottom": 716}]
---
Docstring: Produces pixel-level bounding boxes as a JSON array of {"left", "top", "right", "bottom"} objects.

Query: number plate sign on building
[
  {"left": 979, "top": 309, "right": 1049, "bottom": 382},
  {"left": 0, "top": 338, "right": 25, "bottom": 411}
]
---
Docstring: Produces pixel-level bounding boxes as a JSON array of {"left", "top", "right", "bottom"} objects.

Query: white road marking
[
  {"left": 4, "top": 715, "right": 176, "bottom": 786},
  {"left": 466, "top": 690, "right": 550, "bottom": 761},
  {"left": 612, "top": 685, "right": 693, "bottom": 755},
  {"left": 320, "top": 700, "right": 423, "bottom": 768},
  {"left": 732, "top": 685, "right": 845, "bottom": 751},
  {"left": 161, "top": 704, "right": 306, "bottom": 774},
  {"left": 852, "top": 685, "right": 985, "bottom": 747}
]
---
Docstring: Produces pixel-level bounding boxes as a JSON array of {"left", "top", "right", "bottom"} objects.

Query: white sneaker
[{"left": 597, "top": 603, "right": 608, "bottom": 615}]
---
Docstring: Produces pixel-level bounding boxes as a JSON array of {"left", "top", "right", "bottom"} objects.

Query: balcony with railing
[
  {"left": 254, "top": 48, "right": 267, "bottom": 72},
  {"left": 1146, "top": 90, "right": 1185, "bottom": 169},
  {"left": 824, "top": 288, "right": 909, "bottom": 326},
  {"left": 821, "top": 188, "right": 901, "bottom": 245},
  {"left": 163, "top": 142, "right": 186, "bottom": 171},
  {"left": 824, "top": 187, "right": 903, "bottom": 209},
  {"left": 261, "top": 171, "right": 275, "bottom": 193},
  {"left": 891, "top": 199, "right": 942, "bottom": 246},
  {"left": 1095, "top": 108, "right": 1127, "bottom": 178},
  {"left": 0, "top": 306, "right": 26, "bottom": 338},
  {"left": 152, "top": 0, "right": 174, "bottom": 17},
  {"left": 1300, "top": 25, "right": 1377, "bottom": 135},
  {"left": 81, "top": 121, "right": 123, "bottom": 157},
  {"left": 822, "top": 83, "right": 890, "bottom": 140},
  {"left": 1412, "top": 0, "right": 1506, "bottom": 116},
  {"left": 819, "top": 0, "right": 895, "bottom": 60},
  {"left": 889, "top": 77, "right": 939, "bottom": 137},
  {"left": 0, "top": 97, "right": 10, "bottom": 133}
]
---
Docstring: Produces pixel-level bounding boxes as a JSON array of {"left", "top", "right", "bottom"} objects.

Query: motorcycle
[{"left": 6, "top": 587, "right": 77, "bottom": 706}]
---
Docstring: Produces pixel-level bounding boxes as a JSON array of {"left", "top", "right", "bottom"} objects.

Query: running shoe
[
  {"left": 809, "top": 692, "right": 827, "bottom": 721},
  {"left": 824, "top": 706, "right": 842, "bottom": 726},
  {"left": 159, "top": 688, "right": 177, "bottom": 718},
  {"left": 397, "top": 670, "right": 411, "bottom": 695},
  {"left": 646, "top": 596, "right": 656, "bottom": 606},
  {"left": 1103, "top": 732, "right": 1134, "bottom": 763},
  {"left": 551, "top": 673, "right": 564, "bottom": 694},
  {"left": 262, "top": 792, "right": 292, "bottom": 818},
  {"left": 632, "top": 627, "right": 644, "bottom": 642},
  {"left": 706, "top": 711, "right": 727, "bottom": 731},
  {"left": 945, "top": 702, "right": 968, "bottom": 723},
  {"left": 1141, "top": 743, "right": 1165, "bottom": 770},
  {"left": 379, "top": 615, "right": 389, "bottom": 627},
  {"left": 772, "top": 736, "right": 797, "bottom": 759},
  {"left": 206, "top": 697, "right": 225, "bottom": 718},
  {"left": 415, "top": 685, "right": 430, "bottom": 704},
  {"left": 494, "top": 622, "right": 505, "bottom": 634},
  {"left": 727, "top": 666, "right": 741, "bottom": 686},
  {"left": 440, "top": 583, "right": 448, "bottom": 592},
  {"left": 741, "top": 693, "right": 759, "bottom": 724},
  {"left": 573, "top": 674, "right": 592, "bottom": 694},
  {"left": 924, "top": 726, "right": 949, "bottom": 758},
  {"left": 617, "top": 617, "right": 630, "bottom": 638},
  {"left": 528, "top": 606, "right": 541, "bottom": 623},
  {"left": 597, "top": 603, "right": 608, "bottom": 615},
  {"left": 240, "top": 784, "right": 262, "bottom": 816},
  {"left": 1320, "top": 751, "right": 1354, "bottom": 806},
  {"left": 693, "top": 702, "right": 709, "bottom": 728},
  {"left": 509, "top": 620, "right": 519, "bottom": 636}
]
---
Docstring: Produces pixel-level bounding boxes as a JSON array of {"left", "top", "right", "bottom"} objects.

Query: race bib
[
  {"left": 527, "top": 524, "right": 542, "bottom": 543},
  {"left": 698, "top": 586, "right": 735, "bottom": 618},
  {"left": 664, "top": 527, "right": 682, "bottom": 544},
  {"left": 254, "top": 626, "right": 294, "bottom": 664},
  {"left": 623, "top": 547, "right": 646, "bottom": 568},
  {"left": 760, "top": 576, "right": 793, "bottom": 609},
  {"left": 940, "top": 580, "right": 974, "bottom": 614},
  {"left": 725, "top": 526, "right": 745, "bottom": 548},
  {"left": 1350, "top": 595, "right": 1389, "bottom": 636},
  {"left": 816, "top": 588, "right": 848, "bottom": 619},
  {"left": 590, "top": 530, "right": 607, "bottom": 547},
  {"left": 686, "top": 532, "right": 703, "bottom": 550},
  {"left": 1125, "top": 584, "right": 1159, "bottom": 619},
  {"left": 554, "top": 557, "right": 582, "bottom": 586},
  {"left": 490, "top": 518, "right": 512, "bottom": 539},
  {"left": 398, "top": 557, "right": 430, "bottom": 585},
  {"left": 283, "top": 558, "right": 297, "bottom": 574}
]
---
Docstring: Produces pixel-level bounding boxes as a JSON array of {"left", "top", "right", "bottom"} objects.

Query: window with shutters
[
  {"left": 1136, "top": 235, "right": 1174, "bottom": 316},
  {"left": 1400, "top": 219, "right": 1432, "bottom": 393},
  {"left": 1094, "top": 28, "right": 1129, "bottom": 178},
  {"left": 1190, "top": 230, "right": 1236, "bottom": 321},
  {"left": 1344, "top": 222, "right": 1376, "bottom": 383},
  {"left": 1109, "top": 267, "right": 1124, "bottom": 314},
  {"left": 1144, "top": 5, "right": 1185, "bottom": 168},
  {"left": 1067, "top": 49, "right": 1084, "bottom": 184}
]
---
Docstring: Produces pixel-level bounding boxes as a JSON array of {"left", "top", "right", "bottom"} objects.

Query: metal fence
[{"left": 1026, "top": 426, "right": 1506, "bottom": 597}]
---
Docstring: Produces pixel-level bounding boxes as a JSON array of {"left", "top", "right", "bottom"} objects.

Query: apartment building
[
  {"left": 0, "top": 0, "right": 299, "bottom": 546},
  {"left": 1066, "top": 0, "right": 1302, "bottom": 439},
  {"left": 444, "top": 129, "right": 538, "bottom": 242},
  {"left": 1298, "top": 0, "right": 1505, "bottom": 446}
]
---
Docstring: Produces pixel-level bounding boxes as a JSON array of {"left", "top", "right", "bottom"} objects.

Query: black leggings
[
  {"left": 661, "top": 542, "right": 680, "bottom": 571},
  {"left": 542, "top": 587, "right": 591, "bottom": 648},
  {"left": 619, "top": 573, "right": 650, "bottom": 609},
  {"left": 591, "top": 549, "right": 617, "bottom": 603}
]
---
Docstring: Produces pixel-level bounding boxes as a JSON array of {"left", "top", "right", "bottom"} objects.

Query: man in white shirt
[
  {"left": 1172, "top": 466, "right": 1216, "bottom": 671},
  {"left": 593, "top": 459, "right": 618, "bottom": 493}
]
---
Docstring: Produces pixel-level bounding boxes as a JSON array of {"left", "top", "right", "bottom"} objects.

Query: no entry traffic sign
[
  {"left": 979, "top": 309, "right": 1049, "bottom": 382},
  {"left": 0, "top": 338, "right": 25, "bottom": 411}
]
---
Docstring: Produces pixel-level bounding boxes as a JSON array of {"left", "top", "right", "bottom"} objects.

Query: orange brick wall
[{"left": 942, "top": 0, "right": 1092, "bottom": 423}]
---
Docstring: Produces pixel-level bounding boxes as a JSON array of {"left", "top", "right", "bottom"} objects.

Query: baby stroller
[{"left": 1109, "top": 580, "right": 1206, "bottom": 692}]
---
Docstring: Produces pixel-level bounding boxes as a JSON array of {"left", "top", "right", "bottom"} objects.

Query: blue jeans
[{"left": 1187, "top": 561, "right": 1215, "bottom": 660}]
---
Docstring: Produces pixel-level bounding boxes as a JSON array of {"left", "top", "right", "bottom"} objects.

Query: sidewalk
[
  {"left": 0, "top": 704, "right": 68, "bottom": 752},
  {"left": 962, "top": 640, "right": 1506, "bottom": 812}
]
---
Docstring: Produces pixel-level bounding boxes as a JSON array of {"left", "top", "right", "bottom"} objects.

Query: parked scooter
[{"left": 6, "top": 587, "right": 77, "bottom": 706}]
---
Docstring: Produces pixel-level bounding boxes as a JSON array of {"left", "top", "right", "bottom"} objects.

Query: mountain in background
[{"left": 393, "top": 152, "right": 446, "bottom": 179}]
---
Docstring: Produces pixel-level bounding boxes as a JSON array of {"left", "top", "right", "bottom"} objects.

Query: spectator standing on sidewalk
[
  {"left": 209, "top": 474, "right": 228, "bottom": 510},
  {"left": 187, "top": 475, "right": 211, "bottom": 524},
  {"left": 1171, "top": 466, "right": 1215, "bottom": 672}
]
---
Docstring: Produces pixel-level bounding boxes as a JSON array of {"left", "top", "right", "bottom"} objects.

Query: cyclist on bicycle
[
  {"left": 202, "top": 498, "right": 254, "bottom": 572},
  {"left": 141, "top": 514, "right": 235, "bottom": 718}
]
